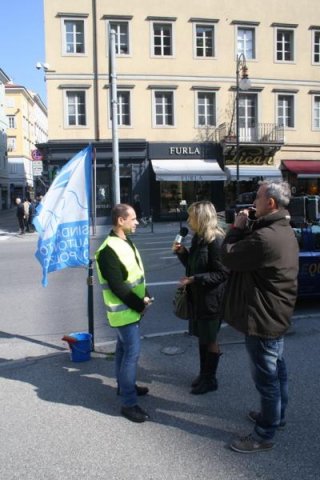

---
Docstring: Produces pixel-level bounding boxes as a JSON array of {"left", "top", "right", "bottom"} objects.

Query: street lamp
[{"left": 235, "top": 53, "right": 251, "bottom": 201}]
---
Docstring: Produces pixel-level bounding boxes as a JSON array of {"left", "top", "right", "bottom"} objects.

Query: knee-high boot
[
  {"left": 191, "top": 352, "right": 222, "bottom": 395},
  {"left": 191, "top": 343, "right": 207, "bottom": 387}
]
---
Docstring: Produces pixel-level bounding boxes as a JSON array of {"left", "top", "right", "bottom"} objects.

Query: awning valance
[
  {"left": 225, "top": 165, "right": 282, "bottom": 181},
  {"left": 282, "top": 160, "right": 320, "bottom": 177},
  {"left": 151, "top": 159, "right": 226, "bottom": 181}
]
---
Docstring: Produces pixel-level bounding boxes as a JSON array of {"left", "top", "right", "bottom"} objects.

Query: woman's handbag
[{"left": 173, "top": 286, "right": 191, "bottom": 320}]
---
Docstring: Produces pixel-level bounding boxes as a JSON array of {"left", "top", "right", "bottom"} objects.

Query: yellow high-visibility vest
[{"left": 95, "top": 235, "right": 146, "bottom": 327}]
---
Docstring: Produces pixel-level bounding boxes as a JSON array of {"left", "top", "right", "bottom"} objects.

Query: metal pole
[
  {"left": 87, "top": 259, "right": 94, "bottom": 350},
  {"left": 91, "top": 146, "right": 97, "bottom": 236},
  {"left": 236, "top": 57, "right": 240, "bottom": 202},
  {"left": 110, "top": 29, "right": 121, "bottom": 205}
]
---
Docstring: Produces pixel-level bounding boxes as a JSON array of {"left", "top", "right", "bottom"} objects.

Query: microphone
[{"left": 174, "top": 227, "right": 189, "bottom": 244}]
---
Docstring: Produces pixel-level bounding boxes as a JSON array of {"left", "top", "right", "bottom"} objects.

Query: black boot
[
  {"left": 191, "top": 352, "right": 222, "bottom": 395},
  {"left": 191, "top": 343, "right": 207, "bottom": 387}
]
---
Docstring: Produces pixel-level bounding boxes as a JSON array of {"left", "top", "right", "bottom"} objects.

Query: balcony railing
[{"left": 217, "top": 122, "right": 284, "bottom": 145}]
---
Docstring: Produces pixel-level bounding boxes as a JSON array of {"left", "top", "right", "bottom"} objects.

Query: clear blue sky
[{"left": 0, "top": 0, "right": 47, "bottom": 103}]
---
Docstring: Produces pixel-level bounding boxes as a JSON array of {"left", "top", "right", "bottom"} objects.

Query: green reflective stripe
[
  {"left": 130, "top": 276, "right": 144, "bottom": 288},
  {"left": 106, "top": 304, "right": 129, "bottom": 313},
  {"left": 102, "top": 275, "right": 144, "bottom": 292}
]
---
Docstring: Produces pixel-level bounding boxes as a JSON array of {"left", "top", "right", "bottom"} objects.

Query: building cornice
[
  {"left": 271, "top": 22, "right": 298, "bottom": 28},
  {"left": 231, "top": 20, "right": 260, "bottom": 26},
  {"left": 191, "top": 86, "right": 220, "bottom": 91},
  {"left": 272, "top": 88, "right": 299, "bottom": 93},
  {"left": 147, "top": 85, "right": 178, "bottom": 90},
  {"left": 102, "top": 15, "right": 133, "bottom": 20},
  {"left": 58, "top": 84, "right": 91, "bottom": 89},
  {"left": 56, "top": 12, "right": 89, "bottom": 18},
  {"left": 189, "top": 18, "right": 219, "bottom": 24},
  {"left": 146, "top": 16, "right": 177, "bottom": 22}
]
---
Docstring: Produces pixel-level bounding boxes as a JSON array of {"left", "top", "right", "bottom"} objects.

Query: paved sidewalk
[{"left": 0, "top": 317, "right": 319, "bottom": 480}]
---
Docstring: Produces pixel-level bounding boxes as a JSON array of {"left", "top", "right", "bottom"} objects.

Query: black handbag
[{"left": 173, "top": 286, "right": 191, "bottom": 320}]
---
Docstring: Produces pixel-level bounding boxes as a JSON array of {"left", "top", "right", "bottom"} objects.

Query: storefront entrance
[
  {"left": 159, "top": 180, "right": 213, "bottom": 217},
  {"left": 149, "top": 142, "right": 226, "bottom": 220}
]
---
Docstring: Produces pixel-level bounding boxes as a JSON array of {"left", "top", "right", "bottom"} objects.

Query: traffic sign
[
  {"left": 31, "top": 149, "right": 44, "bottom": 161},
  {"left": 33, "top": 161, "right": 43, "bottom": 176}
]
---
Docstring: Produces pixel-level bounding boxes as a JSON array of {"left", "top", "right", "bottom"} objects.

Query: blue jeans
[
  {"left": 245, "top": 335, "right": 288, "bottom": 441},
  {"left": 115, "top": 322, "right": 141, "bottom": 407}
]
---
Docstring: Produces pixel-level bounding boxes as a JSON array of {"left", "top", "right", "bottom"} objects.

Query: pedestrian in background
[
  {"left": 173, "top": 201, "right": 229, "bottom": 394},
  {"left": 23, "top": 198, "right": 31, "bottom": 232},
  {"left": 95, "top": 204, "right": 153, "bottom": 423},
  {"left": 133, "top": 193, "right": 142, "bottom": 221},
  {"left": 28, "top": 199, "right": 36, "bottom": 232},
  {"left": 15, "top": 198, "right": 25, "bottom": 234},
  {"left": 221, "top": 180, "right": 299, "bottom": 453}
]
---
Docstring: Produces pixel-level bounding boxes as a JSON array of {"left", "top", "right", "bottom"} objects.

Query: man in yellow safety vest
[{"left": 95, "top": 204, "right": 153, "bottom": 423}]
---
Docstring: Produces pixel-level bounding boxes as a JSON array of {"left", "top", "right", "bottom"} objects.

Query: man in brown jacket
[{"left": 222, "top": 180, "right": 299, "bottom": 453}]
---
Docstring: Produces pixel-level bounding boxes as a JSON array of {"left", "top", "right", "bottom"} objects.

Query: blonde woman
[{"left": 173, "top": 201, "right": 229, "bottom": 394}]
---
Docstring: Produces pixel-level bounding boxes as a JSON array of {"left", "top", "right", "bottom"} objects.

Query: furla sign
[{"left": 169, "top": 146, "right": 201, "bottom": 156}]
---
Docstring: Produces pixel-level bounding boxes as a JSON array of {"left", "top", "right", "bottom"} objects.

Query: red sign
[{"left": 31, "top": 149, "right": 44, "bottom": 161}]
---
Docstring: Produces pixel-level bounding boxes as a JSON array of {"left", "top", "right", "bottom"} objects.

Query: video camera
[{"left": 225, "top": 204, "right": 256, "bottom": 224}]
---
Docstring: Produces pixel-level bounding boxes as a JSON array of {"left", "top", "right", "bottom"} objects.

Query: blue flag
[{"left": 33, "top": 145, "right": 92, "bottom": 286}]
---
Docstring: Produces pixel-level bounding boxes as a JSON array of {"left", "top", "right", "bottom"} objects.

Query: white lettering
[
  {"left": 39, "top": 225, "right": 90, "bottom": 267},
  {"left": 168, "top": 146, "right": 201, "bottom": 156}
]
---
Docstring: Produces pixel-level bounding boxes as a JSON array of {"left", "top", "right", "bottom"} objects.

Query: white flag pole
[{"left": 109, "top": 28, "right": 121, "bottom": 205}]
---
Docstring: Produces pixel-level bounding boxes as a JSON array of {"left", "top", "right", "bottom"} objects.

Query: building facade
[
  {"left": 5, "top": 84, "right": 48, "bottom": 203},
  {"left": 41, "top": 0, "right": 320, "bottom": 220}
]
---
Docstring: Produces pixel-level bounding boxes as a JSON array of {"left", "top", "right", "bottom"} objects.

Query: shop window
[{"left": 159, "top": 181, "right": 212, "bottom": 216}]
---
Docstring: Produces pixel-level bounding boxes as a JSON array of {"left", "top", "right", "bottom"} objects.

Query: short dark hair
[{"left": 111, "top": 203, "right": 132, "bottom": 226}]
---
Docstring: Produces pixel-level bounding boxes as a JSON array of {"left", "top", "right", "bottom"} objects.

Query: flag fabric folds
[{"left": 33, "top": 145, "right": 92, "bottom": 286}]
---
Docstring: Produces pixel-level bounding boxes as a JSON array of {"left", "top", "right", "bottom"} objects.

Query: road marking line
[{"left": 140, "top": 247, "right": 171, "bottom": 251}]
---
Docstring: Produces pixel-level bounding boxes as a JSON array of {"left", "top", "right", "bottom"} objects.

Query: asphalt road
[
  {"left": 0, "top": 213, "right": 319, "bottom": 479},
  {"left": 0, "top": 223, "right": 319, "bottom": 359}
]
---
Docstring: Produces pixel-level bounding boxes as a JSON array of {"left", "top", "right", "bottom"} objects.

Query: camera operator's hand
[{"left": 234, "top": 210, "right": 249, "bottom": 229}]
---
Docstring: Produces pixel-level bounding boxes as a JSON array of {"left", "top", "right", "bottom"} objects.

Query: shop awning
[
  {"left": 282, "top": 160, "right": 320, "bottom": 178},
  {"left": 225, "top": 165, "right": 282, "bottom": 181},
  {"left": 151, "top": 159, "right": 226, "bottom": 181}
]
